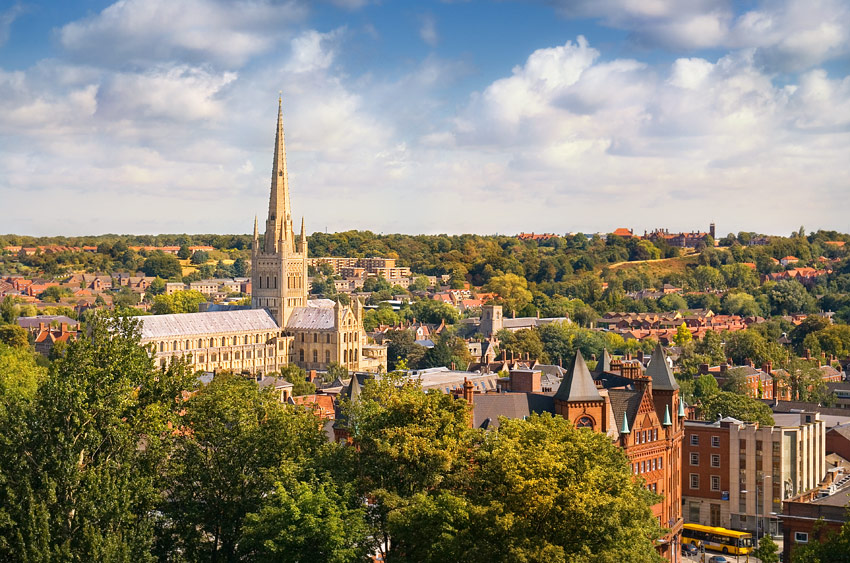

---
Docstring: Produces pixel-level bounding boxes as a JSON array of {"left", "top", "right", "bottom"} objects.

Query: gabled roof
[
  {"left": 554, "top": 350, "right": 602, "bottom": 402},
  {"left": 139, "top": 309, "right": 279, "bottom": 339},
  {"left": 646, "top": 344, "right": 678, "bottom": 391}
]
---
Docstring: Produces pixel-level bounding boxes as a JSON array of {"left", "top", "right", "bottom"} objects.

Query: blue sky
[{"left": 1, "top": 0, "right": 849, "bottom": 237}]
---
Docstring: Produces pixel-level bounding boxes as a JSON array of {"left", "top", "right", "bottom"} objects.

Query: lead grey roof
[
  {"left": 285, "top": 299, "right": 342, "bottom": 331},
  {"left": 472, "top": 393, "right": 555, "bottom": 429},
  {"left": 554, "top": 350, "right": 603, "bottom": 402},
  {"left": 139, "top": 309, "right": 279, "bottom": 339},
  {"left": 646, "top": 344, "right": 679, "bottom": 391},
  {"left": 608, "top": 388, "right": 643, "bottom": 429}
]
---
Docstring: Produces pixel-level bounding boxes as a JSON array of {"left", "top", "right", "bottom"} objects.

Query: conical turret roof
[
  {"left": 555, "top": 350, "right": 602, "bottom": 402},
  {"left": 593, "top": 348, "right": 612, "bottom": 375},
  {"left": 646, "top": 343, "right": 678, "bottom": 391}
]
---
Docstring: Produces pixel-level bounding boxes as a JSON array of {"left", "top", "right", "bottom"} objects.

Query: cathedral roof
[
  {"left": 139, "top": 309, "right": 279, "bottom": 339},
  {"left": 286, "top": 300, "right": 348, "bottom": 331}
]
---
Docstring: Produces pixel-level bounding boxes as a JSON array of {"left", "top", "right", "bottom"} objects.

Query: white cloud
[
  {"left": 59, "top": 0, "right": 306, "bottom": 68},
  {"left": 0, "top": 3, "right": 25, "bottom": 47},
  {"left": 285, "top": 29, "right": 342, "bottom": 73},
  {"left": 419, "top": 14, "right": 438, "bottom": 47},
  {"left": 550, "top": 0, "right": 850, "bottom": 71}
]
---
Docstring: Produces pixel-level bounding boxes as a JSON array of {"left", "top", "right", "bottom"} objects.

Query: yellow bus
[{"left": 682, "top": 523, "right": 753, "bottom": 555}]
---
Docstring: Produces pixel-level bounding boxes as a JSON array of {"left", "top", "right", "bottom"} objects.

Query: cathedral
[
  {"left": 139, "top": 99, "right": 365, "bottom": 374},
  {"left": 251, "top": 96, "right": 365, "bottom": 372}
]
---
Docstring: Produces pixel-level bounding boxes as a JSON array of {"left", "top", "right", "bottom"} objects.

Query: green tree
[
  {"left": 0, "top": 324, "right": 29, "bottom": 348},
  {"left": 752, "top": 534, "right": 779, "bottom": 563},
  {"left": 720, "top": 367, "right": 750, "bottom": 394},
  {"left": 279, "top": 364, "right": 316, "bottom": 396},
  {"left": 700, "top": 391, "right": 774, "bottom": 425},
  {"left": 0, "top": 342, "right": 46, "bottom": 403},
  {"left": 232, "top": 257, "right": 249, "bottom": 277},
  {"left": 38, "top": 285, "right": 73, "bottom": 303},
  {"left": 0, "top": 313, "right": 195, "bottom": 562},
  {"left": 386, "top": 329, "right": 426, "bottom": 370},
  {"left": 386, "top": 413, "right": 664, "bottom": 563},
  {"left": 693, "top": 373, "right": 720, "bottom": 399},
  {"left": 151, "top": 290, "right": 207, "bottom": 314},
  {"left": 190, "top": 250, "right": 209, "bottom": 265},
  {"left": 485, "top": 273, "right": 533, "bottom": 317},
  {"left": 177, "top": 244, "right": 191, "bottom": 260},
  {"left": 158, "top": 373, "right": 327, "bottom": 561},
  {"left": 792, "top": 516, "right": 850, "bottom": 563},
  {"left": 658, "top": 293, "right": 687, "bottom": 311},
  {"left": 142, "top": 252, "right": 182, "bottom": 279},
  {"left": 790, "top": 316, "right": 832, "bottom": 354},
  {"left": 768, "top": 280, "right": 816, "bottom": 315}
]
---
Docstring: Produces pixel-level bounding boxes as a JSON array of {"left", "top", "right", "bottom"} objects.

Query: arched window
[
  {"left": 313, "top": 350, "right": 318, "bottom": 363},
  {"left": 343, "top": 349, "right": 348, "bottom": 363},
  {"left": 325, "top": 350, "right": 330, "bottom": 363},
  {"left": 576, "top": 416, "right": 594, "bottom": 429},
  {"left": 354, "top": 349, "right": 358, "bottom": 361},
  {"left": 326, "top": 334, "right": 330, "bottom": 343},
  {"left": 313, "top": 333, "right": 318, "bottom": 343},
  {"left": 299, "top": 349, "right": 304, "bottom": 362}
]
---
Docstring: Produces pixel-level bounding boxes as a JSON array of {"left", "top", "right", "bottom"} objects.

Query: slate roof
[
  {"left": 139, "top": 309, "right": 279, "bottom": 339},
  {"left": 471, "top": 393, "right": 555, "bottom": 430},
  {"left": 554, "top": 350, "right": 602, "bottom": 402},
  {"left": 593, "top": 348, "right": 612, "bottom": 376},
  {"left": 646, "top": 344, "right": 679, "bottom": 391},
  {"left": 17, "top": 315, "right": 79, "bottom": 329},
  {"left": 608, "top": 388, "right": 643, "bottom": 429}
]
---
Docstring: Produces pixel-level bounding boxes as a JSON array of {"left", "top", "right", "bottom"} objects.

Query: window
[
  {"left": 690, "top": 474, "right": 699, "bottom": 489},
  {"left": 711, "top": 476, "right": 721, "bottom": 491},
  {"left": 642, "top": 461, "right": 646, "bottom": 473},
  {"left": 299, "top": 349, "right": 304, "bottom": 362},
  {"left": 659, "top": 457, "right": 663, "bottom": 469},
  {"left": 576, "top": 416, "right": 593, "bottom": 428},
  {"left": 325, "top": 350, "right": 330, "bottom": 363},
  {"left": 712, "top": 436, "right": 720, "bottom": 447},
  {"left": 326, "top": 334, "right": 331, "bottom": 343},
  {"left": 313, "top": 333, "right": 318, "bottom": 343},
  {"left": 795, "top": 532, "right": 808, "bottom": 543},
  {"left": 691, "top": 434, "right": 699, "bottom": 446},
  {"left": 313, "top": 350, "right": 318, "bottom": 363},
  {"left": 689, "top": 502, "right": 701, "bottom": 522},
  {"left": 651, "top": 459, "right": 656, "bottom": 471},
  {"left": 711, "top": 454, "right": 721, "bottom": 467},
  {"left": 690, "top": 453, "right": 700, "bottom": 466}
]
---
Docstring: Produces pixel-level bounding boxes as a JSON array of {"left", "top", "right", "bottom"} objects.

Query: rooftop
[{"left": 139, "top": 309, "right": 279, "bottom": 339}]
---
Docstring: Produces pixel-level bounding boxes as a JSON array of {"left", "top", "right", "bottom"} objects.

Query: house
[
  {"left": 781, "top": 468, "right": 850, "bottom": 562},
  {"left": 780, "top": 255, "right": 800, "bottom": 267},
  {"left": 33, "top": 322, "right": 78, "bottom": 356}
]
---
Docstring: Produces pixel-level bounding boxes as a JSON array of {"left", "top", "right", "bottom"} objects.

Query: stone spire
[
  {"left": 253, "top": 215, "right": 258, "bottom": 240},
  {"left": 265, "top": 95, "right": 294, "bottom": 253}
]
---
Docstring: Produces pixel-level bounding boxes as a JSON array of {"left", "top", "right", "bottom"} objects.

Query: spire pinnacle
[
  {"left": 620, "top": 412, "right": 630, "bottom": 434},
  {"left": 253, "top": 215, "right": 258, "bottom": 239},
  {"left": 265, "top": 96, "right": 293, "bottom": 252}
]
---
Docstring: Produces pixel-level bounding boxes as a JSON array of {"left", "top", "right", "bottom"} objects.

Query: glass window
[
  {"left": 711, "top": 454, "right": 721, "bottom": 467},
  {"left": 690, "top": 452, "right": 699, "bottom": 466},
  {"left": 691, "top": 434, "right": 699, "bottom": 446},
  {"left": 690, "top": 474, "right": 699, "bottom": 489},
  {"left": 711, "top": 476, "right": 720, "bottom": 491},
  {"left": 689, "top": 502, "right": 701, "bottom": 522},
  {"left": 795, "top": 532, "right": 808, "bottom": 543},
  {"left": 712, "top": 436, "right": 720, "bottom": 447}
]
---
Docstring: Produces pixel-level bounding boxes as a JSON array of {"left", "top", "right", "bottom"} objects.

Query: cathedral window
[
  {"left": 313, "top": 350, "right": 318, "bottom": 363},
  {"left": 274, "top": 276, "right": 277, "bottom": 289},
  {"left": 576, "top": 416, "right": 593, "bottom": 428},
  {"left": 299, "top": 349, "right": 304, "bottom": 362},
  {"left": 326, "top": 334, "right": 330, "bottom": 343},
  {"left": 325, "top": 350, "right": 330, "bottom": 363},
  {"left": 313, "top": 333, "right": 318, "bottom": 343},
  {"left": 343, "top": 350, "right": 348, "bottom": 363}
]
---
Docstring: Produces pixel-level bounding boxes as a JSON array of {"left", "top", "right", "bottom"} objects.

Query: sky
[{"left": 0, "top": 0, "right": 849, "bottom": 238}]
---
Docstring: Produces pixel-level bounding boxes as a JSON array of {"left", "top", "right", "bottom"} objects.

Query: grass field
[{"left": 605, "top": 253, "right": 700, "bottom": 277}]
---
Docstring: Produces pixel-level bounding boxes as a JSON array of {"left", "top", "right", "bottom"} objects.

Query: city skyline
[{"left": 1, "top": 0, "right": 849, "bottom": 237}]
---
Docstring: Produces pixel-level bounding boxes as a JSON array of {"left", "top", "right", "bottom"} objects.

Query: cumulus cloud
[
  {"left": 59, "top": 0, "right": 306, "bottom": 68},
  {"left": 549, "top": 0, "right": 850, "bottom": 71}
]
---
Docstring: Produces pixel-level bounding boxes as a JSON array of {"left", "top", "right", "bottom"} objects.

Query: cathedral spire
[{"left": 265, "top": 94, "right": 293, "bottom": 251}]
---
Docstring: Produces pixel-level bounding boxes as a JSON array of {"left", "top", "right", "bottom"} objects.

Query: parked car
[
  {"left": 681, "top": 543, "right": 699, "bottom": 556},
  {"left": 708, "top": 557, "right": 728, "bottom": 563}
]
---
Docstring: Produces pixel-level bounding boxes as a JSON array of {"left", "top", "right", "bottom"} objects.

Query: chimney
[
  {"left": 60, "top": 322, "right": 68, "bottom": 334},
  {"left": 699, "top": 363, "right": 709, "bottom": 375},
  {"left": 805, "top": 349, "right": 811, "bottom": 360},
  {"left": 720, "top": 364, "right": 728, "bottom": 374},
  {"left": 727, "top": 358, "right": 733, "bottom": 366},
  {"left": 636, "top": 350, "right": 644, "bottom": 363},
  {"left": 502, "top": 350, "right": 507, "bottom": 361},
  {"left": 308, "top": 370, "right": 317, "bottom": 383},
  {"left": 39, "top": 322, "right": 46, "bottom": 332},
  {"left": 462, "top": 378, "right": 474, "bottom": 404}
]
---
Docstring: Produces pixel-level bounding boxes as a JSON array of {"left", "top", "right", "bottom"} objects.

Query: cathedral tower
[{"left": 252, "top": 97, "right": 308, "bottom": 327}]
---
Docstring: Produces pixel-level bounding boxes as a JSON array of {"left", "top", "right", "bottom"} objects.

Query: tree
[
  {"left": 410, "top": 299, "right": 459, "bottom": 325},
  {"left": 0, "top": 342, "right": 46, "bottom": 403},
  {"left": 38, "top": 285, "right": 73, "bottom": 303},
  {"left": 151, "top": 290, "right": 207, "bottom": 314},
  {"left": 768, "top": 280, "right": 816, "bottom": 315},
  {"left": 693, "top": 373, "right": 720, "bottom": 399},
  {"left": 190, "top": 250, "right": 209, "bottom": 265},
  {"left": 792, "top": 516, "right": 850, "bottom": 563},
  {"left": 658, "top": 293, "right": 687, "bottom": 311},
  {"left": 484, "top": 273, "right": 533, "bottom": 317},
  {"left": 177, "top": 244, "right": 191, "bottom": 260},
  {"left": 326, "top": 362, "right": 349, "bottom": 381},
  {"left": 790, "top": 315, "right": 832, "bottom": 354},
  {"left": 722, "top": 292, "right": 762, "bottom": 317},
  {"left": 0, "top": 324, "right": 28, "bottom": 348},
  {"left": 752, "top": 533, "right": 779, "bottom": 563},
  {"left": 420, "top": 341, "right": 453, "bottom": 369},
  {"left": 279, "top": 364, "right": 316, "bottom": 396},
  {"left": 700, "top": 391, "right": 774, "bottom": 425},
  {"left": 142, "top": 252, "right": 182, "bottom": 279},
  {"left": 720, "top": 367, "right": 750, "bottom": 395},
  {"left": 158, "top": 373, "right": 327, "bottom": 561},
  {"left": 385, "top": 413, "right": 665, "bottom": 563},
  {"left": 673, "top": 323, "right": 693, "bottom": 346},
  {"left": 232, "top": 257, "right": 249, "bottom": 277},
  {"left": 386, "top": 329, "right": 425, "bottom": 370},
  {"left": 0, "top": 313, "right": 195, "bottom": 561}
]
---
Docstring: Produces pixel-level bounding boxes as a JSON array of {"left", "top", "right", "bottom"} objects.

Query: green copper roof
[
  {"left": 678, "top": 398, "right": 685, "bottom": 418},
  {"left": 620, "top": 411, "right": 630, "bottom": 434},
  {"left": 663, "top": 404, "right": 672, "bottom": 427}
]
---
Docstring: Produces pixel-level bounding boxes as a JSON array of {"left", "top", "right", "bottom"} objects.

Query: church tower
[{"left": 252, "top": 97, "right": 308, "bottom": 328}]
